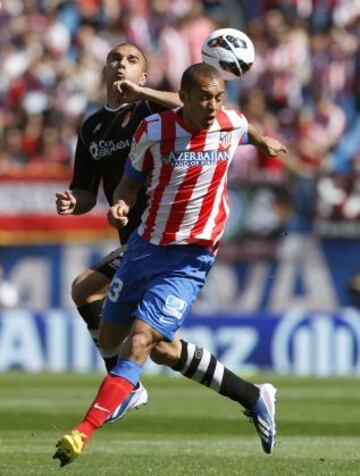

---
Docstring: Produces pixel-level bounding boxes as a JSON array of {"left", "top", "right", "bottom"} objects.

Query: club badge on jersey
[
  {"left": 121, "top": 111, "right": 132, "bottom": 128},
  {"left": 219, "top": 131, "right": 232, "bottom": 150}
]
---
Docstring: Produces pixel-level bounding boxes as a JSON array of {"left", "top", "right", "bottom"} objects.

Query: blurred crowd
[{"left": 0, "top": 0, "right": 359, "bottom": 182}]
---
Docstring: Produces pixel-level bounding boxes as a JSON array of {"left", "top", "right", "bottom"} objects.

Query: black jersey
[{"left": 70, "top": 100, "right": 165, "bottom": 244}]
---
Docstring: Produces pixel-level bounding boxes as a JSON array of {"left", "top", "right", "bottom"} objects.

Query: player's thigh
[
  {"left": 136, "top": 270, "right": 209, "bottom": 343},
  {"left": 90, "top": 245, "right": 126, "bottom": 279},
  {"left": 100, "top": 240, "right": 151, "bottom": 328},
  {"left": 71, "top": 246, "right": 125, "bottom": 306},
  {"left": 101, "top": 289, "right": 139, "bottom": 348},
  {"left": 98, "top": 319, "right": 131, "bottom": 351},
  {"left": 127, "top": 241, "right": 213, "bottom": 342}
]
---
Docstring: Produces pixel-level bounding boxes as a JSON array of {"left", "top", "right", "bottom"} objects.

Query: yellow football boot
[{"left": 53, "top": 430, "right": 86, "bottom": 467}]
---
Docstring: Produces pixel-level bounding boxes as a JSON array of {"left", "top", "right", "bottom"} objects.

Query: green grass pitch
[{"left": 1, "top": 373, "right": 360, "bottom": 475}]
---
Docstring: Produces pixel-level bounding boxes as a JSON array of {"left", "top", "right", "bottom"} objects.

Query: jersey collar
[{"left": 104, "top": 103, "right": 130, "bottom": 112}]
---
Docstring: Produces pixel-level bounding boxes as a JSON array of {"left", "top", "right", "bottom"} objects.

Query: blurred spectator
[
  {"left": 288, "top": 96, "right": 347, "bottom": 230},
  {"left": 158, "top": 5, "right": 216, "bottom": 90},
  {"left": 263, "top": 10, "right": 310, "bottom": 110},
  {"left": 0, "top": 0, "right": 358, "bottom": 203},
  {"left": 293, "top": 96, "right": 346, "bottom": 176},
  {"left": 230, "top": 88, "right": 285, "bottom": 180},
  {"left": 0, "top": 266, "right": 19, "bottom": 309}
]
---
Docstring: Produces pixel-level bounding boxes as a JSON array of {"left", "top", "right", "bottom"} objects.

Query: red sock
[{"left": 75, "top": 374, "right": 134, "bottom": 444}]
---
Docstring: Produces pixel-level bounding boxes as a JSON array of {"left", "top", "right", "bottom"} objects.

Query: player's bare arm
[
  {"left": 108, "top": 174, "right": 142, "bottom": 228},
  {"left": 247, "top": 123, "right": 288, "bottom": 156},
  {"left": 55, "top": 189, "right": 96, "bottom": 216},
  {"left": 114, "top": 80, "right": 181, "bottom": 108}
]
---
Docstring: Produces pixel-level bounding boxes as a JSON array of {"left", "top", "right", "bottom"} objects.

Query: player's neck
[
  {"left": 106, "top": 88, "right": 129, "bottom": 109},
  {"left": 106, "top": 96, "right": 126, "bottom": 110},
  {"left": 180, "top": 109, "right": 205, "bottom": 133}
]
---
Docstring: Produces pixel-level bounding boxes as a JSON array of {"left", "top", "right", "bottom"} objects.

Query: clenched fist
[
  {"left": 55, "top": 191, "right": 77, "bottom": 215},
  {"left": 114, "top": 80, "right": 144, "bottom": 103},
  {"left": 262, "top": 137, "right": 288, "bottom": 156},
  {"left": 107, "top": 201, "right": 130, "bottom": 228}
]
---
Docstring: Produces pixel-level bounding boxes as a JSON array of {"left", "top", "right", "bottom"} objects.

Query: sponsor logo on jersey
[
  {"left": 163, "top": 149, "right": 231, "bottom": 166},
  {"left": 89, "top": 142, "right": 99, "bottom": 159},
  {"left": 89, "top": 139, "right": 131, "bottom": 160},
  {"left": 162, "top": 295, "right": 187, "bottom": 320}
]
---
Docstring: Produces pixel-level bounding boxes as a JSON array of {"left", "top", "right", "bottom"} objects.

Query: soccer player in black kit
[{"left": 55, "top": 43, "right": 269, "bottom": 455}]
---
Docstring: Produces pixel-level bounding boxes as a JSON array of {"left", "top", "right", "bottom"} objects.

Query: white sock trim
[
  {"left": 210, "top": 362, "right": 224, "bottom": 392},
  {"left": 182, "top": 342, "right": 196, "bottom": 374},
  {"left": 192, "top": 349, "right": 212, "bottom": 382}
]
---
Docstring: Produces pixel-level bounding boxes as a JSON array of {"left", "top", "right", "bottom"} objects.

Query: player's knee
[
  {"left": 127, "top": 331, "right": 154, "bottom": 360},
  {"left": 71, "top": 273, "right": 90, "bottom": 307},
  {"left": 72, "top": 269, "right": 109, "bottom": 308}
]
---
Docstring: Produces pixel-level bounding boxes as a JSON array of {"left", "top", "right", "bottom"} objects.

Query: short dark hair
[
  {"left": 180, "top": 63, "right": 221, "bottom": 91},
  {"left": 106, "top": 42, "right": 148, "bottom": 70}
]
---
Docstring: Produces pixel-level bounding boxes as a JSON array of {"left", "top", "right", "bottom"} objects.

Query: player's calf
[
  {"left": 169, "top": 340, "right": 260, "bottom": 410},
  {"left": 154, "top": 339, "right": 277, "bottom": 453},
  {"left": 77, "top": 299, "right": 120, "bottom": 371}
]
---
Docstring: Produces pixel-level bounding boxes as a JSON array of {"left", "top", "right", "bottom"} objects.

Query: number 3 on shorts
[{"left": 108, "top": 277, "right": 123, "bottom": 302}]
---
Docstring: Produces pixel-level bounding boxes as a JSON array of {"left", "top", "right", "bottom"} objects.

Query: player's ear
[{"left": 139, "top": 72, "right": 147, "bottom": 86}]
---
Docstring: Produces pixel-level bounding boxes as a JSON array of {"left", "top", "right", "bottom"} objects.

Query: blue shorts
[{"left": 102, "top": 231, "right": 215, "bottom": 341}]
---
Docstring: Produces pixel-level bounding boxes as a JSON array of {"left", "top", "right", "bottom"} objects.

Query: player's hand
[
  {"left": 55, "top": 191, "right": 77, "bottom": 215},
  {"left": 107, "top": 201, "right": 130, "bottom": 228},
  {"left": 114, "top": 80, "right": 144, "bottom": 103},
  {"left": 262, "top": 137, "right": 288, "bottom": 156}
]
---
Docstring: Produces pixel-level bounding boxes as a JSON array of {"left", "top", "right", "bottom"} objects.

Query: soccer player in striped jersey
[
  {"left": 55, "top": 42, "right": 279, "bottom": 428},
  {"left": 54, "top": 42, "right": 256, "bottom": 417},
  {"left": 54, "top": 63, "right": 287, "bottom": 466}
]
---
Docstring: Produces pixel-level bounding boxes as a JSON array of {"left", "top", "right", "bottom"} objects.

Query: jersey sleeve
[
  {"left": 125, "top": 120, "right": 153, "bottom": 182},
  {"left": 69, "top": 128, "right": 101, "bottom": 195},
  {"left": 237, "top": 112, "right": 249, "bottom": 145}
]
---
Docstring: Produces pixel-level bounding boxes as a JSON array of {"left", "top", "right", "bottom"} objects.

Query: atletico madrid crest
[{"left": 219, "top": 131, "right": 232, "bottom": 150}]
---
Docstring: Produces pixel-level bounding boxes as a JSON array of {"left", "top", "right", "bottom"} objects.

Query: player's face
[
  {"left": 180, "top": 75, "right": 225, "bottom": 130},
  {"left": 105, "top": 45, "right": 147, "bottom": 86}
]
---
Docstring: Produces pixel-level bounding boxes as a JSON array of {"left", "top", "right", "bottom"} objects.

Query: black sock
[
  {"left": 104, "top": 356, "right": 118, "bottom": 373},
  {"left": 77, "top": 299, "right": 103, "bottom": 331},
  {"left": 173, "top": 340, "right": 259, "bottom": 410},
  {"left": 77, "top": 299, "right": 117, "bottom": 372}
]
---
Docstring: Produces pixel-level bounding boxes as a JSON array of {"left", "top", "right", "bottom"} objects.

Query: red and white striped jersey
[{"left": 126, "top": 107, "right": 248, "bottom": 249}]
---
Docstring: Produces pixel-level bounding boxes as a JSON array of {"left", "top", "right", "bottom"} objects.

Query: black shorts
[{"left": 90, "top": 245, "right": 127, "bottom": 280}]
